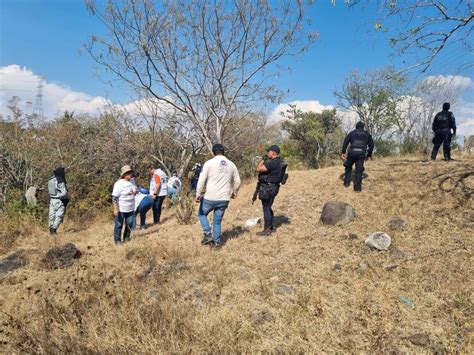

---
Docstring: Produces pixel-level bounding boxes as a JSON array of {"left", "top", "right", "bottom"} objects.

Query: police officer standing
[
  {"left": 431, "top": 102, "right": 456, "bottom": 161},
  {"left": 256, "top": 145, "right": 286, "bottom": 236},
  {"left": 341, "top": 122, "right": 374, "bottom": 192}
]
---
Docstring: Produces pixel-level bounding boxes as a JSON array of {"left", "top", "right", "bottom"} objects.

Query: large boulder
[
  {"left": 42, "top": 243, "right": 82, "bottom": 269},
  {"left": 320, "top": 201, "right": 355, "bottom": 226}
]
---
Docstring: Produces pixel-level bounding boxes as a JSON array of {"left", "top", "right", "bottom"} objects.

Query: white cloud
[
  {"left": 0, "top": 65, "right": 111, "bottom": 118},
  {"left": 456, "top": 99, "right": 474, "bottom": 138},
  {"left": 270, "top": 100, "right": 334, "bottom": 122},
  {"left": 421, "top": 75, "right": 473, "bottom": 92}
]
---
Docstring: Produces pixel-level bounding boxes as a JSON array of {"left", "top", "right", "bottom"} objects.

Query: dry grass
[{"left": 1, "top": 155, "right": 473, "bottom": 353}]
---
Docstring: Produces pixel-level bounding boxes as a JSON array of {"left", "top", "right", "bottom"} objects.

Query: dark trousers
[
  {"left": 431, "top": 128, "right": 452, "bottom": 160},
  {"left": 261, "top": 184, "right": 279, "bottom": 229},
  {"left": 344, "top": 152, "right": 366, "bottom": 191},
  {"left": 152, "top": 195, "right": 166, "bottom": 223},
  {"left": 114, "top": 211, "right": 134, "bottom": 244}
]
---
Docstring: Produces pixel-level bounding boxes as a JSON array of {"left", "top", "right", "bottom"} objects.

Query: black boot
[{"left": 49, "top": 227, "right": 57, "bottom": 236}]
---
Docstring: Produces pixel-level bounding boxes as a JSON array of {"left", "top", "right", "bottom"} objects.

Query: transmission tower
[{"left": 32, "top": 76, "right": 44, "bottom": 118}]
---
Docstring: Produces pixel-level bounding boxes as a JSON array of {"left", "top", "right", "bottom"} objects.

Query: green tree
[{"left": 282, "top": 106, "right": 343, "bottom": 168}]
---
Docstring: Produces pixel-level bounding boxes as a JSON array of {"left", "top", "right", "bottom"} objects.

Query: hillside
[{"left": 1, "top": 156, "right": 473, "bottom": 353}]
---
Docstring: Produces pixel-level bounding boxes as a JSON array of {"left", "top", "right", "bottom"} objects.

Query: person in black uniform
[
  {"left": 341, "top": 122, "right": 374, "bottom": 192},
  {"left": 431, "top": 102, "right": 456, "bottom": 161},
  {"left": 256, "top": 145, "right": 284, "bottom": 236}
]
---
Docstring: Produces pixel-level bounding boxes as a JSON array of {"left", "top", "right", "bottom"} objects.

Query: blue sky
[{"left": 1, "top": 0, "right": 473, "bottom": 135}]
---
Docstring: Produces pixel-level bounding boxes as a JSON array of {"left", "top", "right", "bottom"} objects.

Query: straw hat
[{"left": 120, "top": 165, "right": 133, "bottom": 178}]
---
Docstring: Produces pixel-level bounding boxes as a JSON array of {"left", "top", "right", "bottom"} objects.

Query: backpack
[
  {"left": 48, "top": 177, "right": 57, "bottom": 196},
  {"left": 279, "top": 160, "right": 289, "bottom": 185}
]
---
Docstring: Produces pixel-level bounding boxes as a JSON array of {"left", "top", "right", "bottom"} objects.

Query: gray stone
[
  {"left": 276, "top": 283, "right": 296, "bottom": 295},
  {"left": 406, "top": 332, "right": 429, "bottom": 346},
  {"left": 333, "top": 263, "right": 342, "bottom": 272},
  {"left": 251, "top": 310, "right": 274, "bottom": 324},
  {"left": 0, "top": 251, "right": 28, "bottom": 277},
  {"left": 42, "top": 243, "right": 82, "bottom": 269},
  {"left": 359, "top": 261, "right": 370, "bottom": 272},
  {"left": 136, "top": 265, "right": 154, "bottom": 280},
  {"left": 387, "top": 218, "right": 407, "bottom": 230},
  {"left": 320, "top": 201, "right": 355, "bottom": 226},
  {"left": 24, "top": 186, "right": 38, "bottom": 205},
  {"left": 365, "top": 232, "right": 391, "bottom": 251},
  {"left": 148, "top": 288, "right": 162, "bottom": 301}
]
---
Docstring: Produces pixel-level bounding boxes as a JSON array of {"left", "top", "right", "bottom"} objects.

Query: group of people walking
[{"left": 47, "top": 103, "right": 457, "bottom": 246}]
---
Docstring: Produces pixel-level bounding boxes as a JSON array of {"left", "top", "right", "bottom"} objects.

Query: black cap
[
  {"left": 356, "top": 121, "right": 365, "bottom": 129},
  {"left": 267, "top": 145, "right": 280, "bottom": 154},
  {"left": 443, "top": 102, "right": 450, "bottom": 111}
]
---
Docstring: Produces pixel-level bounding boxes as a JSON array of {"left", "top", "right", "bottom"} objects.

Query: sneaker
[
  {"left": 343, "top": 183, "right": 350, "bottom": 188},
  {"left": 211, "top": 241, "right": 222, "bottom": 249},
  {"left": 201, "top": 233, "right": 213, "bottom": 245}
]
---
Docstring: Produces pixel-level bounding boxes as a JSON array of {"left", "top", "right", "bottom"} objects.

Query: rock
[
  {"left": 24, "top": 186, "right": 38, "bottom": 205},
  {"left": 148, "top": 288, "right": 162, "bottom": 301},
  {"left": 0, "top": 251, "right": 28, "bottom": 277},
  {"left": 42, "top": 243, "right": 82, "bottom": 269},
  {"left": 173, "top": 260, "right": 187, "bottom": 271},
  {"left": 320, "top": 201, "right": 355, "bottom": 226},
  {"left": 406, "top": 332, "right": 429, "bottom": 346},
  {"left": 358, "top": 261, "right": 370, "bottom": 272},
  {"left": 319, "top": 229, "right": 330, "bottom": 237},
  {"left": 136, "top": 265, "right": 154, "bottom": 280},
  {"left": 251, "top": 310, "right": 274, "bottom": 324},
  {"left": 365, "top": 232, "right": 391, "bottom": 251},
  {"left": 387, "top": 218, "right": 407, "bottom": 230},
  {"left": 333, "top": 263, "right": 342, "bottom": 272},
  {"left": 244, "top": 217, "right": 261, "bottom": 228},
  {"left": 276, "top": 283, "right": 296, "bottom": 295}
]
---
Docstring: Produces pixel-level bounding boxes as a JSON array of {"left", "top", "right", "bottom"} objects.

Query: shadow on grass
[
  {"left": 339, "top": 172, "right": 369, "bottom": 181},
  {"left": 221, "top": 226, "right": 246, "bottom": 245},
  {"left": 274, "top": 215, "right": 291, "bottom": 228}
]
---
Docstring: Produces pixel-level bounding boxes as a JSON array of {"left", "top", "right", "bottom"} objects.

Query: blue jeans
[
  {"left": 133, "top": 195, "right": 154, "bottom": 229},
  {"left": 114, "top": 211, "right": 134, "bottom": 243},
  {"left": 198, "top": 198, "right": 229, "bottom": 244}
]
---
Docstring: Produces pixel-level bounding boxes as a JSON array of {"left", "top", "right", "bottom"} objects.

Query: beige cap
[{"left": 120, "top": 165, "right": 133, "bottom": 178}]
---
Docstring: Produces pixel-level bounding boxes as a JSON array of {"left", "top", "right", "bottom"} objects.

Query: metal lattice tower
[{"left": 32, "top": 76, "right": 44, "bottom": 118}]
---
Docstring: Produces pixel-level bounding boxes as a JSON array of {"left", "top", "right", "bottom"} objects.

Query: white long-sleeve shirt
[{"left": 196, "top": 155, "right": 241, "bottom": 201}]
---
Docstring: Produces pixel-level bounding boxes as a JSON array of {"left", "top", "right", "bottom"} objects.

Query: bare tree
[
  {"left": 348, "top": 0, "right": 474, "bottom": 73},
  {"left": 334, "top": 67, "right": 407, "bottom": 141},
  {"left": 397, "top": 75, "right": 471, "bottom": 153},
  {"left": 85, "top": 0, "right": 316, "bottom": 153},
  {"left": 128, "top": 96, "right": 202, "bottom": 176}
]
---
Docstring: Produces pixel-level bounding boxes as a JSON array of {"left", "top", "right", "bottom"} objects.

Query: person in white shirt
[
  {"left": 195, "top": 144, "right": 241, "bottom": 247},
  {"left": 148, "top": 165, "right": 168, "bottom": 224},
  {"left": 112, "top": 165, "right": 137, "bottom": 244},
  {"left": 167, "top": 171, "right": 181, "bottom": 201}
]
